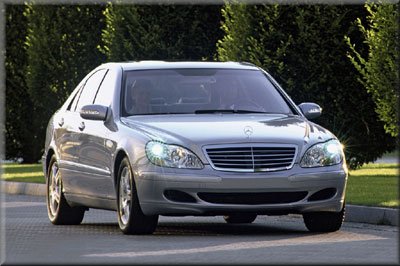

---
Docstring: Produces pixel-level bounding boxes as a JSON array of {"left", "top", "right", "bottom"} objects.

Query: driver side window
[{"left": 74, "top": 69, "right": 107, "bottom": 112}]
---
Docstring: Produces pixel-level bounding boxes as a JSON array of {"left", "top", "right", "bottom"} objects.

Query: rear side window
[
  {"left": 66, "top": 86, "right": 82, "bottom": 111},
  {"left": 75, "top": 69, "right": 107, "bottom": 111}
]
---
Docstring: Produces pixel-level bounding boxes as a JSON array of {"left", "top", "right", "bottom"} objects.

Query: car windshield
[{"left": 122, "top": 69, "right": 294, "bottom": 116}]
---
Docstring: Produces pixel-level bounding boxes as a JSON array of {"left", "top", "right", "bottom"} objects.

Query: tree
[
  {"left": 24, "top": 5, "right": 105, "bottom": 162},
  {"left": 100, "top": 4, "right": 223, "bottom": 61},
  {"left": 346, "top": 3, "right": 399, "bottom": 138},
  {"left": 5, "top": 5, "right": 35, "bottom": 162},
  {"left": 218, "top": 4, "right": 395, "bottom": 168}
]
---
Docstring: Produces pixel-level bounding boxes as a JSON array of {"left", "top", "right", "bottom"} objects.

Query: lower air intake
[
  {"left": 164, "top": 190, "right": 197, "bottom": 203},
  {"left": 197, "top": 191, "right": 307, "bottom": 205}
]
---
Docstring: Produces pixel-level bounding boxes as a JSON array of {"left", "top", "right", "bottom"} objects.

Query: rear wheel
[
  {"left": 223, "top": 213, "right": 257, "bottom": 224},
  {"left": 46, "top": 155, "right": 85, "bottom": 225},
  {"left": 117, "top": 157, "right": 159, "bottom": 234},
  {"left": 303, "top": 204, "right": 345, "bottom": 232}
]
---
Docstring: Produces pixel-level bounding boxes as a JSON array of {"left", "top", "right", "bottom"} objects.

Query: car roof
[{"left": 99, "top": 61, "right": 260, "bottom": 71}]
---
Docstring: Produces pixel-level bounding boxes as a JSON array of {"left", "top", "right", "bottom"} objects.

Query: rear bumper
[{"left": 135, "top": 165, "right": 347, "bottom": 216}]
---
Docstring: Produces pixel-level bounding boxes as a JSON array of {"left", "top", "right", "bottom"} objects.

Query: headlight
[
  {"left": 300, "top": 139, "right": 343, "bottom": 168},
  {"left": 145, "top": 141, "right": 203, "bottom": 169}
]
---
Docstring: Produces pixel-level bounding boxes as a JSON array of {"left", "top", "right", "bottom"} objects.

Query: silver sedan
[{"left": 43, "top": 61, "right": 347, "bottom": 234}]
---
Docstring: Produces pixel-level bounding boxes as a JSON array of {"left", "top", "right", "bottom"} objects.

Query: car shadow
[
  {"left": 77, "top": 221, "right": 312, "bottom": 237},
  {"left": 154, "top": 222, "right": 308, "bottom": 236}
]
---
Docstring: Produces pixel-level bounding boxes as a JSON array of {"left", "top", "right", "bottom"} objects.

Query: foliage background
[
  {"left": 4, "top": 3, "right": 398, "bottom": 168},
  {"left": 100, "top": 4, "right": 223, "bottom": 61},
  {"left": 217, "top": 4, "right": 396, "bottom": 168},
  {"left": 346, "top": 3, "right": 399, "bottom": 138}
]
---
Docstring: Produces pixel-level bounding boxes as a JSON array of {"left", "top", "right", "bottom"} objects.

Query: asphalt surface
[{"left": 2, "top": 194, "right": 399, "bottom": 264}]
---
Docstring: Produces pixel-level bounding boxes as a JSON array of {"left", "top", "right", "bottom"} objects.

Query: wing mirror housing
[
  {"left": 298, "top": 102, "right": 322, "bottom": 120},
  {"left": 80, "top": 104, "right": 109, "bottom": 121}
]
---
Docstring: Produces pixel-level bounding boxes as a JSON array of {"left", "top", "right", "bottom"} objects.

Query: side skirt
[{"left": 65, "top": 193, "right": 117, "bottom": 211}]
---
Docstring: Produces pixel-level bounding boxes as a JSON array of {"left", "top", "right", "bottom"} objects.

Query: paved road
[{"left": 2, "top": 194, "right": 398, "bottom": 264}]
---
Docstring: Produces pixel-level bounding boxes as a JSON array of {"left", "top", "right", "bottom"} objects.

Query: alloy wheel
[
  {"left": 48, "top": 162, "right": 61, "bottom": 218},
  {"left": 119, "top": 166, "right": 132, "bottom": 226}
]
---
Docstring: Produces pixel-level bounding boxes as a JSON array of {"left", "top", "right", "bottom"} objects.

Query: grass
[
  {"left": 1, "top": 162, "right": 399, "bottom": 208},
  {"left": 347, "top": 163, "right": 399, "bottom": 208},
  {"left": 1, "top": 163, "right": 45, "bottom": 184}
]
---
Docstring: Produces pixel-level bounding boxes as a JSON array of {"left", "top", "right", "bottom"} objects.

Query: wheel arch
[
  {"left": 114, "top": 149, "right": 129, "bottom": 189},
  {"left": 45, "top": 148, "right": 56, "bottom": 179}
]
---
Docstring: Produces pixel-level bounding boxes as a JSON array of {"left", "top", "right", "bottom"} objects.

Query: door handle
[
  {"left": 78, "top": 121, "right": 85, "bottom": 131},
  {"left": 58, "top": 118, "right": 64, "bottom": 127}
]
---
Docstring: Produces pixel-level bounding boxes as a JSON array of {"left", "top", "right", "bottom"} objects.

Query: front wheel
[
  {"left": 303, "top": 204, "right": 345, "bottom": 232},
  {"left": 46, "top": 155, "right": 85, "bottom": 225},
  {"left": 117, "top": 157, "right": 159, "bottom": 235}
]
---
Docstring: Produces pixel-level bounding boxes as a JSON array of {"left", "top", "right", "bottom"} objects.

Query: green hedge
[{"left": 217, "top": 4, "right": 395, "bottom": 169}]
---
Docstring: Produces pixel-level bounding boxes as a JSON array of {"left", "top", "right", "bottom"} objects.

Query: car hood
[{"left": 121, "top": 114, "right": 335, "bottom": 153}]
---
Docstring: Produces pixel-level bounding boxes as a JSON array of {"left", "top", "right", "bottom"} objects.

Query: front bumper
[{"left": 134, "top": 164, "right": 347, "bottom": 216}]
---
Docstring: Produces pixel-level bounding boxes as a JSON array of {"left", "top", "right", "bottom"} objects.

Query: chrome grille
[{"left": 205, "top": 144, "right": 296, "bottom": 172}]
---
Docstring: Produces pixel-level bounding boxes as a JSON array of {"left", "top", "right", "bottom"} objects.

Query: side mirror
[
  {"left": 298, "top": 102, "right": 322, "bottom": 120},
  {"left": 80, "top": 104, "right": 108, "bottom": 121}
]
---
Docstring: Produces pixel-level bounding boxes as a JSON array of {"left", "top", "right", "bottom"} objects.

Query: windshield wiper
[{"left": 194, "top": 109, "right": 268, "bottom": 114}]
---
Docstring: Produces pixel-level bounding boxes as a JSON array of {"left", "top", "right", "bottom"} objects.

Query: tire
[
  {"left": 46, "top": 155, "right": 85, "bottom": 225},
  {"left": 223, "top": 213, "right": 257, "bottom": 224},
  {"left": 303, "top": 204, "right": 345, "bottom": 232},
  {"left": 117, "top": 157, "right": 159, "bottom": 235}
]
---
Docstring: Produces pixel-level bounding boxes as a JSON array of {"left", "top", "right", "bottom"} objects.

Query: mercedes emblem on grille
[{"left": 244, "top": 126, "right": 253, "bottom": 138}]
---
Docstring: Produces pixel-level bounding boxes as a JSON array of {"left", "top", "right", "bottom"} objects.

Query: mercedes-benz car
[{"left": 42, "top": 61, "right": 347, "bottom": 234}]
